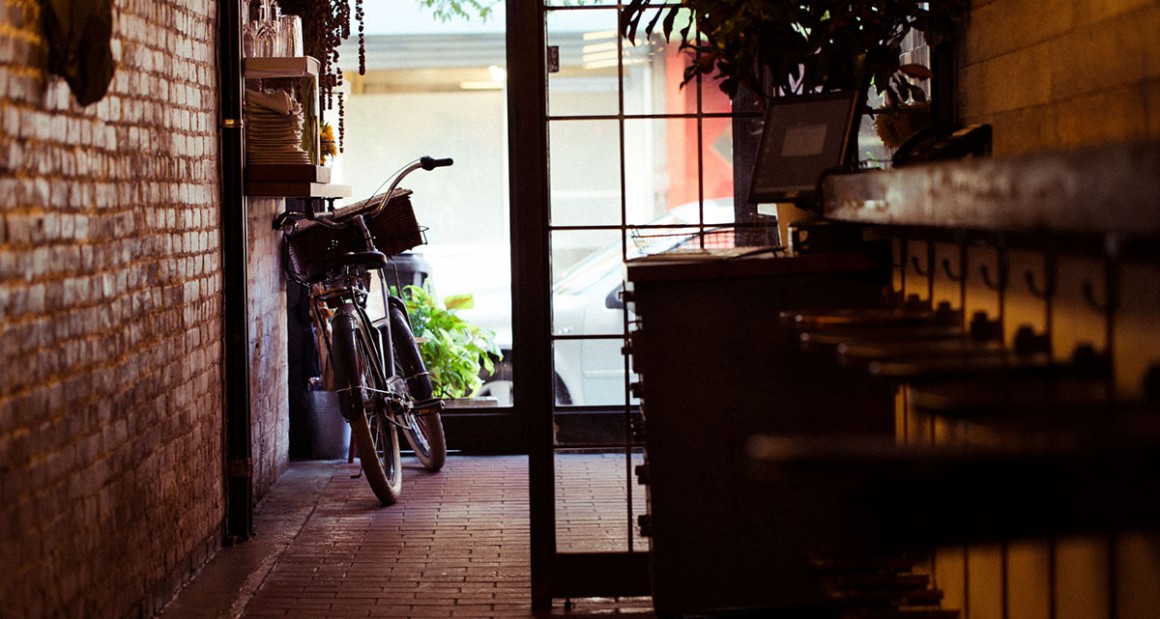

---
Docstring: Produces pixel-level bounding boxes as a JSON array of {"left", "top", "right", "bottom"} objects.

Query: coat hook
[
  {"left": 979, "top": 260, "right": 1008, "bottom": 291},
  {"left": 911, "top": 254, "right": 931, "bottom": 277},
  {"left": 1082, "top": 280, "right": 1119, "bottom": 314},
  {"left": 1024, "top": 268, "right": 1055, "bottom": 299},
  {"left": 1024, "top": 247, "right": 1057, "bottom": 300},
  {"left": 941, "top": 257, "right": 963, "bottom": 282},
  {"left": 978, "top": 237, "right": 1009, "bottom": 291},
  {"left": 1082, "top": 234, "right": 1122, "bottom": 315}
]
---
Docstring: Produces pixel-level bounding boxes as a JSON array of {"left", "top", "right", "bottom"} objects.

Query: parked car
[{"left": 476, "top": 200, "right": 739, "bottom": 407}]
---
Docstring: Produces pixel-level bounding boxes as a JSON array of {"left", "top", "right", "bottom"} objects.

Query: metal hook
[
  {"left": 978, "top": 237, "right": 1009, "bottom": 292},
  {"left": 1024, "top": 268, "right": 1055, "bottom": 299},
  {"left": 1082, "top": 280, "right": 1119, "bottom": 314},
  {"left": 979, "top": 260, "right": 1008, "bottom": 291},
  {"left": 1082, "top": 234, "right": 1122, "bottom": 315},
  {"left": 910, "top": 254, "right": 931, "bottom": 277},
  {"left": 1024, "top": 248, "right": 1057, "bottom": 300},
  {"left": 941, "top": 257, "right": 963, "bottom": 282}
]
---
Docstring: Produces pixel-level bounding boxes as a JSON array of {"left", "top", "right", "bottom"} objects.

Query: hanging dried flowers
[{"left": 277, "top": 0, "right": 365, "bottom": 149}]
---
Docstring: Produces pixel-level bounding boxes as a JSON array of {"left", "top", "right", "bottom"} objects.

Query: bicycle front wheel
[
  {"left": 391, "top": 303, "right": 447, "bottom": 471},
  {"left": 332, "top": 305, "right": 402, "bottom": 505}
]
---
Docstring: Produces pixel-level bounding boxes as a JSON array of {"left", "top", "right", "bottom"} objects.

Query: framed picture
[{"left": 748, "top": 90, "right": 862, "bottom": 206}]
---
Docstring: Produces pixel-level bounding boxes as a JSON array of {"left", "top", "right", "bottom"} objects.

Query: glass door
[{"left": 525, "top": 1, "right": 754, "bottom": 611}]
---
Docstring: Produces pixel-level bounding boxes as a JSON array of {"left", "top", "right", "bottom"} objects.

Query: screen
[{"left": 748, "top": 91, "right": 861, "bottom": 205}]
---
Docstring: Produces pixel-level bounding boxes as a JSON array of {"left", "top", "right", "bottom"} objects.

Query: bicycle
[{"left": 275, "top": 156, "right": 454, "bottom": 504}]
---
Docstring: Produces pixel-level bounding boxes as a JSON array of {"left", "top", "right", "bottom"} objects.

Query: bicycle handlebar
[
  {"left": 273, "top": 155, "right": 454, "bottom": 231},
  {"left": 369, "top": 155, "right": 454, "bottom": 219},
  {"left": 421, "top": 156, "right": 454, "bottom": 170}
]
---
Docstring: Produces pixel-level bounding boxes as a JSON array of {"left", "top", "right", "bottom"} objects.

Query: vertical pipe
[
  {"left": 507, "top": 1, "right": 554, "bottom": 612},
  {"left": 218, "top": 0, "right": 253, "bottom": 541}
]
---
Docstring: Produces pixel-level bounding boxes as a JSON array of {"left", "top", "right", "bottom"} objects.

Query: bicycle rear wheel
[
  {"left": 390, "top": 303, "right": 447, "bottom": 471},
  {"left": 332, "top": 305, "right": 402, "bottom": 505}
]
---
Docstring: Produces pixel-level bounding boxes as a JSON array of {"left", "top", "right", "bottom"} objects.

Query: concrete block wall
[
  {"left": 959, "top": 0, "right": 1160, "bottom": 155},
  {"left": 0, "top": 1, "right": 232, "bottom": 617}
]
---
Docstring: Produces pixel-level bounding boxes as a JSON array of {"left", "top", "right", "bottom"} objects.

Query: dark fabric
[{"left": 42, "top": 0, "right": 115, "bottom": 106}]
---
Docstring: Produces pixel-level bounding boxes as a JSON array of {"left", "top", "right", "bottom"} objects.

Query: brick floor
[{"left": 161, "top": 455, "right": 655, "bottom": 619}]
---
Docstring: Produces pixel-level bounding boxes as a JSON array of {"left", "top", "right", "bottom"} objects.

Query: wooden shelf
[
  {"left": 242, "top": 56, "right": 319, "bottom": 79},
  {"left": 245, "top": 180, "right": 351, "bottom": 199},
  {"left": 242, "top": 57, "right": 325, "bottom": 189},
  {"left": 246, "top": 164, "right": 330, "bottom": 184}
]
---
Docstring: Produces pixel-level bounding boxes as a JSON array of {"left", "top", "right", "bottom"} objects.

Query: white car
[{"left": 476, "top": 200, "right": 739, "bottom": 407}]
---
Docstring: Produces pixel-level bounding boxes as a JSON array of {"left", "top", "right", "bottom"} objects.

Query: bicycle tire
[
  {"left": 332, "top": 305, "right": 402, "bottom": 505},
  {"left": 390, "top": 303, "right": 447, "bottom": 471}
]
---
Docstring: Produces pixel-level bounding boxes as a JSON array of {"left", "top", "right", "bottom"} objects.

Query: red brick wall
[
  {"left": 959, "top": 0, "right": 1160, "bottom": 155},
  {"left": 0, "top": 1, "right": 231, "bottom": 617}
]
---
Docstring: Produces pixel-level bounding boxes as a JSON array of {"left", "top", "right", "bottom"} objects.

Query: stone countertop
[{"left": 822, "top": 141, "right": 1160, "bottom": 238}]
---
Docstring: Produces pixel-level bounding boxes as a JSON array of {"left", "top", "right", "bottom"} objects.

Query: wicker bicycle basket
[{"left": 284, "top": 189, "right": 424, "bottom": 283}]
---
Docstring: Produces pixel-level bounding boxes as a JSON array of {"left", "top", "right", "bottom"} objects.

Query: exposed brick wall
[
  {"left": 0, "top": 1, "right": 230, "bottom": 617},
  {"left": 248, "top": 197, "right": 289, "bottom": 499},
  {"left": 959, "top": 0, "right": 1160, "bottom": 155}
]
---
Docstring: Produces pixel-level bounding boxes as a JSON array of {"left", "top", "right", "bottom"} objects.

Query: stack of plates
[{"left": 245, "top": 89, "right": 311, "bottom": 165}]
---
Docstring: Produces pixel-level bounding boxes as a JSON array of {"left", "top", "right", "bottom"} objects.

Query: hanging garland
[{"left": 277, "top": 0, "right": 365, "bottom": 151}]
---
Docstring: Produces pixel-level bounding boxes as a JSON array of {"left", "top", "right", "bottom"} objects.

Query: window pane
[
  {"left": 619, "top": 7, "right": 734, "bottom": 117},
  {"left": 547, "top": 8, "right": 620, "bottom": 117},
  {"left": 551, "top": 228, "right": 622, "bottom": 291},
  {"left": 553, "top": 339, "right": 633, "bottom": 407},
  {"left": 549, "top": 119, "right": 622, "bottom": 227},
  {"left": 623, "top": 117, "right": 736, "bottom": 226}
]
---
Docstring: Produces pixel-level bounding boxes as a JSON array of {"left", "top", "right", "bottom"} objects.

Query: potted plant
[
  {"left": 398, "top": 284, "right": 502, "bottom": 401},
  {"left": 620, "top": 0, "right": 968, "bottom": 109}
]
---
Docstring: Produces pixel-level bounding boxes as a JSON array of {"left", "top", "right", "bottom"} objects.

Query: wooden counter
[{"left": 624, "top": 249, "right": 894, "bottom": 617}]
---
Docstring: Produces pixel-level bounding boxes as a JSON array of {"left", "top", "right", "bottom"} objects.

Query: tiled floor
[{"left": 160, "top": 455, "right": 655, "bottom": 619}]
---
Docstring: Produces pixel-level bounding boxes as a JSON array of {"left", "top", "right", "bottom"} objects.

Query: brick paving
[{"left": 162, "top": 455, "right": 654, "bottom": 619}]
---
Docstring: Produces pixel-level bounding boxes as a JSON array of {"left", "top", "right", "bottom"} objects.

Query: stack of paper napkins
[{"left": 245, "top": 89, "right": 311, "bottom": 164}]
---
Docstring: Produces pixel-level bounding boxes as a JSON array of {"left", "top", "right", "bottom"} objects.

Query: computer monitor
[{"left": 748, "top": 90, "right": 862, "bottom": 206}]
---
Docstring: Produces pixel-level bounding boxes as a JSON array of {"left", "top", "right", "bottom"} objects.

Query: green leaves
[
  {"left": 621, "top": 0, "right": 968, "bottom": 102},
  {"left": 414, "top": 0, "right": 498, "bottom": 23},
  {"left": 399, "top": 284, "right": 501, "bottom": 400}
]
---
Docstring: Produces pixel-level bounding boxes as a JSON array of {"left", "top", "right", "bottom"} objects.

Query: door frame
[{"left": 507, "top": 4, "right": 651, "bottom": 613}]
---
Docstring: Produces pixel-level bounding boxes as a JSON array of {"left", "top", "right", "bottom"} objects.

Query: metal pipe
[{"left": 218, "top": 0, "right": 253, "bottom": 542}]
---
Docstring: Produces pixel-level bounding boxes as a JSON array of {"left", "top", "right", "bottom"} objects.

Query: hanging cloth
[{"left": 42, "top": 0, "right": 115, "bottom": 106}]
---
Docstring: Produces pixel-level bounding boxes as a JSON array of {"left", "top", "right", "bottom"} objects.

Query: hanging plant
[{"left": 621, "top": 0, "right": 968, "bottom": 105}]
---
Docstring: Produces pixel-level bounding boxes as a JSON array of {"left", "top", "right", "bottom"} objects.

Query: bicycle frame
[
  {"left": 309, "top": 266, "right": 417, "bottom": 409},
  {"left": 309, "top": 267, "right": 372, "bottom": 391},
  {"left": 276, "top": 156, "right": 453, "bottom": 503}
]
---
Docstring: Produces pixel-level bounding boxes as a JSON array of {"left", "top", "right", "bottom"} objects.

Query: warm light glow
[
  {"left": 582, "top": 50, "right": 617, "bottom": 63},
  {"left": 459, "top": 81, "right": 504, "bottom": 90},
  {"left": 461, "top": 65, "right": 507, "bottom": 90},
  {"left": 582, "top": 42, "right": 618, "bottom": 54},
  {"left": 582, "top": 30, "right": 617, "bottom": 41}
]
